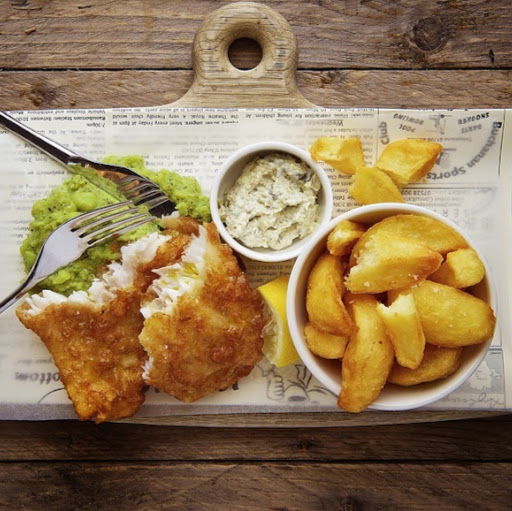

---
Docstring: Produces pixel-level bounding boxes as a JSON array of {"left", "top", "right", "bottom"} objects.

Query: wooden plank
[
  {"left": 0, "top": 460, "right": 510, "bottom": 509},
  {"left": 124, "top": 411, "right": 508, "bottom": 428},
  {"left": 0, "top": 417, "right": 510, "bottom": 462},
  {"left": 0, "top": 70, "right": 194, "bottom": 110},
  {"left": 0, "top": 69, "right": 511, "bottom": 110},
  {"left": 1, "top": 0, "right": 511, "bottom": 70}
]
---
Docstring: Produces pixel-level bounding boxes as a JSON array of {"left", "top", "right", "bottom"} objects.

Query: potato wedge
[
  {"left": 327, "top": 220, "right": 366, "bottom": 257},
  {"left": 338, "top": 294, "right": 395, "bottom": 412},
  {"left": 349, "top": 166, "right": 404, "bottom": 205},
  {"left": 345, "top": 231, "right": 442, "bottom": 293},
  {"left": 306, "top": 253, "right": 358, "bottom": 337},
  {"left": 349, "top": 215, "right": 468, "bottom": 263},
  {"left": 310, "top": 137, "right": 365, "bottom": 175},
  {"left": 388, "top": 344, "right": 463, "bottom": 386},
  {"left": 304, "top": 323, "right": 349, "bottom": 359},
  {"left": 429, "top": 248, "right": 486, "bottom": 288},
  {"left": 410, "top": 280, "right": 496, "bottom": 347},
  {"left": 375, "top": 139, "right": 443, "bottom": 186},
  {"left": 376, "top": 291, "right": 425, "bottom": 369}
]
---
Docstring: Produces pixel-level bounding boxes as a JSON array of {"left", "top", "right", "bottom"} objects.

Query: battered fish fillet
[
  {"left": 16, "top": 217, "right": 266, "bottom": 419},
  {"left": 16, "top": 290, "right": 147, "bottom": 423},
  {"left": 140, "top": 222, "right": 266, "bottom": 402},
  {"left": 16, "top": 229, "right": 193, "bottom": 423}
]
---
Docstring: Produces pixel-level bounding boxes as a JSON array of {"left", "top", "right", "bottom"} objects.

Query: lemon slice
[{"left": 258, "top": 274, "right": 300, "bottom": 368}]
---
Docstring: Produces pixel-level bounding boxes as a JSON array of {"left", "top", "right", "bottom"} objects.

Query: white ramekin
[
  {"left": 210, "top": 141, "right": 333, "bottom": 263},
  {"left": 287, "top": 203, "right": 497, "bottom": 411}
]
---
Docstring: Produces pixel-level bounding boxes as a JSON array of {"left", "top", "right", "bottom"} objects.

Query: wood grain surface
[
  {"left": 1, "top": 68, "right": 511, "bottom": 110},
  {"left": 0, "top": 416, "right": 510, "bottom": 509},
  {"left": 1, "top": 417, "right": 512, "bottom": 462},
  {"left": 1, "top": 0, "right": 511, "bottom": 109},
  {"left": 1, "top": 0, "right": 511, "bottom": 509},
  {"left": 2, "top": 0, "right": 511, "bottom": 70},
  {"left": 2, "top": 461, "right": 512, "bottom": 510}
]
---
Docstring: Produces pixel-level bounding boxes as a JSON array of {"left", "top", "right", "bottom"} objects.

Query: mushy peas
[
  {"left": 21, "top": 155, "right": 211, "bottom": 295},
  {"left": 219, "top": 152, "right": 321, "bottom": 250}
]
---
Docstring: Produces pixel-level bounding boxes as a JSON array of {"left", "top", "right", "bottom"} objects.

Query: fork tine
[
  {"left": 73, "top": 205, "right": 140, "bottom": 236},
  {"left": 119, "top": 181, "right": 158, "bottom": 194},
  {"left": 81, "top": 211, "right": 151, "bottom": 243},
  {"left": 117, "top": 175, "right": 139, "bottom": 186},
  {"left": 68, "top": 201, "right": 133, "bottom": 228},
  {"left": 128, "top": 188, "right": 163, "bottom": 203},
  {"left": 140, "top": 195, "right": 172, "bottom": 210},
  {"left": 123, "top": 186, "right": 161, "bottom": 201},
  {"left": 86, "top": 216, "right": 155, "bottom": 248}
]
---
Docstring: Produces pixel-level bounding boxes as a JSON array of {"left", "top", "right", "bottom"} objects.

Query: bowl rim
[
  {"left": 286, "top": 202, "right": 498, "bottom": 411},
  {"left": 210, "top": 141, "right": 334, "bottom": 263}
]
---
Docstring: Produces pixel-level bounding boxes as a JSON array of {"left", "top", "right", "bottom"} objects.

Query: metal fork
[
  {"left": 0, "top": 111, "right": 175, "bottom": 216},
  {"left": 0, "top": 201, "right": 154, "bottom": 314}
]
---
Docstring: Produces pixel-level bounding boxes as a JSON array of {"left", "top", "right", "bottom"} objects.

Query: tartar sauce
[{"left": 219, "top": 152, "right": 321, "bottom": 250}]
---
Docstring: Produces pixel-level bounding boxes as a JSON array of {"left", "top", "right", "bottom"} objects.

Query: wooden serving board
[{"left": 123, "top": 2, "right": 504, "bottom": 427}]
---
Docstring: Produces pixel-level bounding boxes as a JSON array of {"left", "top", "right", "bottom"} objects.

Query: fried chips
[
  {"left": 310, "top": 136, "right": 443, "bottom": 205},
  {"left": 302, "top": 213, "right": 496, "bottom": 413}
]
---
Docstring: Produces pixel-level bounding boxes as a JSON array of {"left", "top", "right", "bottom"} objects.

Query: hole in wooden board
[{"left": 228, "top": 38, "right": 263, "bottom": 70}]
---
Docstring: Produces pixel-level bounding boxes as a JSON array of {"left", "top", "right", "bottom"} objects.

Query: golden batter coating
[
  {"left": 16, "top": 229, "right": 193, "bottom": 423},
  {"left": 140, "top": 223, "right": 266, "bottom": 402},
  {"left": 16, "top": 218, "right": 266, "bottom": 419},
  {"left": 16, "top": 290, "right": 147, "bottom": 423}
]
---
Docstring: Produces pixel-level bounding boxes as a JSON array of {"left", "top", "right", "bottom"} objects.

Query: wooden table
[{"left": 1, "top": 1, "right": 511, "bottom": 508}]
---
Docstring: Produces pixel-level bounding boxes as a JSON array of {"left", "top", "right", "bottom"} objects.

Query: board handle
[{"left": 172, "top": 2, "right": 314, "bottom": 108}]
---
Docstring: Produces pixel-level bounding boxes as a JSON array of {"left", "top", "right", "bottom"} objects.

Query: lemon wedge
[{"left": 258, "top": 274, "right": 300, "bottom": 368}]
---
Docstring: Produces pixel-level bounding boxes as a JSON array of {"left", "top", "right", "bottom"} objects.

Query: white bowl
[
  {"left": 210, "top": 141, "right": 333, "bottom": 262},
  {"left": 287, "top": 203, "right": 497, "bottom": 411}
]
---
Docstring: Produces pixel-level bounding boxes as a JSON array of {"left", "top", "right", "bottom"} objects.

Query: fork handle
[
  {"left": 0, "top": 111, "right": 79, "bottom": 166},
  {"left": 0, "top": 268, "right": 42, "bottom": 315},
  {"left": 1, "top": 111, "right": 142, "bottom": 180}
]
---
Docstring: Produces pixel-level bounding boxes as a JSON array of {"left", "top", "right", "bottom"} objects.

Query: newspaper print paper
[{"left": 0, "top": 107, "right": 510, "bottom": 420}]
